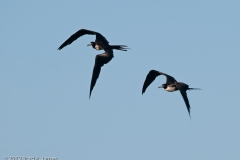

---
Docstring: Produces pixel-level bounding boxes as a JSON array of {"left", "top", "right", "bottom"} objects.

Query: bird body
[
  {"left": 142, "top": 70, "right": 200, "bottom": 117},
  {"left": 58, "top": 29, "right": 129, "bottom": 98},
  {"left": 88, "top": 42, "right": 128, "bottom": 51},
  {"left": 164, "top": 85, "right": 177, "bottom": 92},
  {"left": 90, "top": 43, "right": 102, "bottom": 50}
]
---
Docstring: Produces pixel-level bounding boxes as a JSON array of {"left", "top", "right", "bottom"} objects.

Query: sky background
[{"left": 1, "top": 0, "right": 240, "bottom": 159}]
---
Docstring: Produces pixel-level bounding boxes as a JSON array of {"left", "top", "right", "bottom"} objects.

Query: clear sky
[{"left": 1, "top": 1, "right": 240, "bottom": 159}]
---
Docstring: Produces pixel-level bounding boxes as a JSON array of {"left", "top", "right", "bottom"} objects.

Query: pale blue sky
[{"left": 1, "top": 1, "right": 240, "bottom": 159}]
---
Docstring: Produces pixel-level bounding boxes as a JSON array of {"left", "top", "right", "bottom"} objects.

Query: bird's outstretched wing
[
  {"left": 142, "top": 70, "right": 160, "bottom": 94},
  {"left": 175, "top": 82, "right": 191, "bottom": 117},
  {"left": 164, "top": 73, "right": 176, "bottom": 85},
  {"left": 58, "top": 29, "right": 108, "bottom": 50},
  {"left": 142, "top": 70, "right": 176, "bottom": 94},
  {"left": 89, "top": 50, "right": 113, "bottom": 98},
  {"left": 95, "top": 33, "right": 109, "bottom": 45}
]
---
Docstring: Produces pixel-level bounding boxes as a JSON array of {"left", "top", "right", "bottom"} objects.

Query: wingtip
[
  {"left": 89, "top": 93, "right": 91, "bottom": 99},
  {"left": 188, "top": 110, "right": 191, "bottom": 119},
  {"left": 89, "top": 90, "right": 92, "bottom": 99}
]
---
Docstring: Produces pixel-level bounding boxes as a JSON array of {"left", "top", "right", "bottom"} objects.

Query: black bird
[
  {"left": 58, "top": 29, "right": 129, "bottom": 98},
  {"left": 58, "top": 29, "right": 128, "bottom": 51},
  {"left": 142, "top": 70, "right": 200, "bottom": 117}
]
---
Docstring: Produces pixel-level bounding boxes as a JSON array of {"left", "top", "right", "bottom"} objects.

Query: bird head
[
  {"left": 87, "top": 42, "right": 95, "bottom": 47},
  {"left": 158, "top": 84, "right": 166, "bottom": 89}
]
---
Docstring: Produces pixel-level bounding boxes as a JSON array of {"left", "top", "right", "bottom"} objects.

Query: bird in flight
[
  {"left": 142, "top": 70, "right": 200, "bottom": 117},
  {"left": 58, "top": 29, "right": 129, "bottom": 98}
]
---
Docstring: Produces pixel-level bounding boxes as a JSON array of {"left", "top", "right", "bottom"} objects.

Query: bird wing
[
  {"left": 89, "top": 50, "right": 113, "bottom": 98},
  {"left": 164, "top": 73, "right": 176, "bottom": 85},
  {"left": 142, "top": 70, "right": 176, "bottom": 94},
  {"left": 175, "top": 82, "right": 191, "bottom": 117},
  {"left": 95, "top": 32, "right": 109, "bottom": 45},
  {"left": 142, "top": 70, "right": 161, "bottom": 94},
  {"left": 58, "top": 29, "right": 99, "bottom": 50}
]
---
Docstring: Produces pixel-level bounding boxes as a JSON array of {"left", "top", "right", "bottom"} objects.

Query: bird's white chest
[
  {"left": 95, "top": 45, "right": 102, "bottom": 50},
  {"left": 165, "top": 86, "right": 176, "bottom": 92}
]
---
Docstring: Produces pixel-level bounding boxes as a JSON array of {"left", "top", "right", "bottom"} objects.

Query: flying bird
[
  {"left": 58, "top": 29, "right": 129, "bottom": 98},
  {"left": 142, "top": 70, "right": 200, "bottom": 117}
]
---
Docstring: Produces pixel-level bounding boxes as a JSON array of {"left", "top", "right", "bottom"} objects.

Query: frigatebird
[
  {"left": 58, "top": 29, "right": 129, "bottom": 98},
  {"left": 142, "top": 70, "right": 200, "bottom": 117}
]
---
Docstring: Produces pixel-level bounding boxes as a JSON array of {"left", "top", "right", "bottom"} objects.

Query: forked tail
[
  {"left": 111, "top": 45, "right": 130, "bottom": 51},
  {"left": 188, "top": 88, "right": 201, "bottom": 90}
]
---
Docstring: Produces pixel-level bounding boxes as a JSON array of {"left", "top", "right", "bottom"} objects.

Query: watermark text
[{"left": 3, "top": 157, "right": 58, "bottom": 160}]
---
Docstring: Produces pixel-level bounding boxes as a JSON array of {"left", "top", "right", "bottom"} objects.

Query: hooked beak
[
  {"left": 158, "top": 85, "right": 164, "bottom": 88},
  {"left": 87, "top": 43, "right": 91, "bottom": 46}
]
